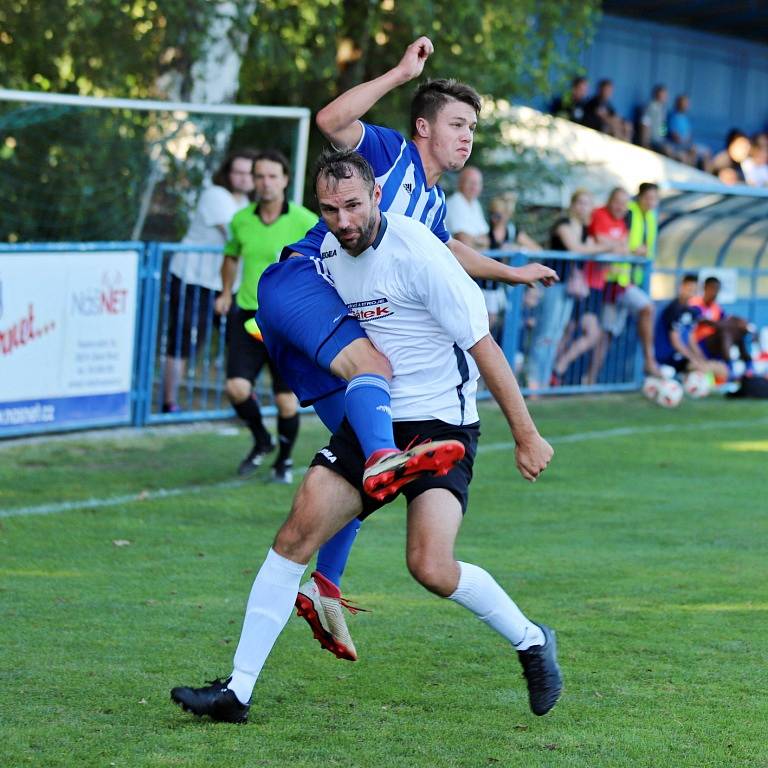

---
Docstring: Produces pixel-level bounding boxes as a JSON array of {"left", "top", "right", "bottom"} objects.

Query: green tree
[
  {"left": 0, "top": 1, "right": 259, "bottom": 241},
  {"left": 0, "top": 0, "right": 226, "bottom": 97},
  {"left": 0, "top": 0, "right": 599, "bottom": 241},
  {"left": 236, "top": 0, "right": 600, "bottom": 204}
]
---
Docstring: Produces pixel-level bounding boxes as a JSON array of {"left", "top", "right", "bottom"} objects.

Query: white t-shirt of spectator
[
  {"left": 444, "top": 191, "right": 490, "bottom": 239},
  {"left": 316, "top": 213, "right": 489, "bottom": 426},
  {"left": 170, "top": 185, "right": 247, "bottom": 290},
  {"left": 742, "top": 157, "right": 768, "bottom": 187}
]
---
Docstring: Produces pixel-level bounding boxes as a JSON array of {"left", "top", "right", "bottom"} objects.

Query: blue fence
[{"left": 2, "top": 241, "right": 658, "bottom": 437}]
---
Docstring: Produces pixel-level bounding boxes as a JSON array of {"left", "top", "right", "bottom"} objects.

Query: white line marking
[
  {"left": 477, "top": 416, "right": 768, "bottom": 454},
  {"left": 2, "top": 417, "right": 765, "bottom": 519}
]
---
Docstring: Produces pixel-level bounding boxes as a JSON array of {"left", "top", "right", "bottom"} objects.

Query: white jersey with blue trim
[
  {"left": 286, "top": 121, "right": 450, "bottom": 259},
  {"left": 315, "top": 213, "right": 488, "bottom": 425}
]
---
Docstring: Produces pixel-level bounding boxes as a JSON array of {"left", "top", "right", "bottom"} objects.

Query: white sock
[
  {"left": 227, "top": 548, "right": 306, "bottom": 704},
  {"left": 449, "top": 561, "right": 544, "bottom": 650}
]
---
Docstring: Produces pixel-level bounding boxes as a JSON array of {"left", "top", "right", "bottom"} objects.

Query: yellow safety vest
[{"left": 606, "top": 201, "right": 657, "bottom": 286}]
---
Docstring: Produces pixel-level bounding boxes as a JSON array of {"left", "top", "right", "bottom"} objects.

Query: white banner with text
[{"left": 0, "top": 249, "right": 140, "bottom": 435}]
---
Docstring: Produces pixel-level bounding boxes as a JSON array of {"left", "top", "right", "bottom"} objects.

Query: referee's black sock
[
  {"left": 276, "top": 414, "right": 300, "bottom": 466},
  {"left": 233, "top": 395, "right": 270, "bottom": 446}
]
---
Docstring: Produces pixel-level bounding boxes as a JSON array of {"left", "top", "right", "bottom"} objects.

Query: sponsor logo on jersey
[
  {"left": 320, "top": 248, "right": 337, "bottom": 259},
  {"left": 402, "top": 182, "right": 414, "bottom": 194},
  {"left": 318, "top": 447, "right": 337, "bottom": 463},
  {"left": 347, "top": 297, "right": 394, "bottom": 322}
]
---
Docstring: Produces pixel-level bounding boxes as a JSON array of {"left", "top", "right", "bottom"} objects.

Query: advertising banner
[{"left": 0, "top": 249, "right": 140, "bottom": 435}]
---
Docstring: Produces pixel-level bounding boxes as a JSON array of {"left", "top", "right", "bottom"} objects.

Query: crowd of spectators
[
  {"left": 551, "top": 76, "right": 768, "bottom": 188},
  {"left": 446, "top": 168, "right": 668, "bottom": 390}
]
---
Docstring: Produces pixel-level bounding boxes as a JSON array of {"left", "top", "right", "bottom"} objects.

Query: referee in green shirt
[{"left": 214, "top": 149, "right": 317, "bottom": 482}]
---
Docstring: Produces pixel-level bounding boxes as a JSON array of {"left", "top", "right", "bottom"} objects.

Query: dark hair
[
  {"left": 652, "top": 84, "right": 667, "bottom": 98},
  {"left": 725, "top": 128, "right": 747, "bottom": 148},
  {"left": 253, "top": 148, "right": 291, "bottom": 177},
  {"left": 598, "top": 78, "right": 613, "bottom": 91},
  {"left": 674, "top": 94, "right": 689, "bottom": 111},
  {"left": 212, "top": 148, "right": 259, "bottom": 191},
  {"left": 571, "top": 76, "right": 588, "bottom": 89},
  {"left": 704, "top": 276, "right": 721, "bottom": 289},
  {"left": 313, "top": 148, "right": 376, "bottom": 197},
  {"left": 682, "top": 273, "right": 698, "bottom": 284},
  {"left": 410, "top": 78, "right": 482, "bottom": 137},
  {"left": 638, "top": 182, "right": 659, "bottom": 197}
]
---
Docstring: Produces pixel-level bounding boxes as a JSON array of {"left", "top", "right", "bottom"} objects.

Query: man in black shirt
[
  {"left": 583, "top": 79, "right": 632, "bottom": 141},
  {"left": 551, "top": 76, "right": 589, "bottom": 124}
]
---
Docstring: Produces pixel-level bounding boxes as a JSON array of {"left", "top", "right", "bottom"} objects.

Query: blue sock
[
  {"left": 316, "top": 518, "right": 362, "bottom": 587},
  {"left": 345, "top": 374, "right": 396, "bottom": 458}
]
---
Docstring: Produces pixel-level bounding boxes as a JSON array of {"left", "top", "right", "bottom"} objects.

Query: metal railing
[{"left": 2, "top": 242, "right": 660, "bottom": 437}]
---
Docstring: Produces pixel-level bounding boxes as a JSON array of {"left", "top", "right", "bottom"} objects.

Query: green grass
[{"left": 1, "top": 395, "right": 767, "bottom": 767}]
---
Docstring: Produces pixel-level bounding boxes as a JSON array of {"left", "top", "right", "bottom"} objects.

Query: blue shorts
[{"left": 256, "top": 257, "right": 367, "bottom": 406}]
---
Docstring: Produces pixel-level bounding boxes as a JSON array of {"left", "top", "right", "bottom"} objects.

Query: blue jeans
[{"left": 525, "top": 283, "right": 574, "bottom": 387}]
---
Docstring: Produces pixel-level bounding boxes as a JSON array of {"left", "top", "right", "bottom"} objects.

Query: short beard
[{"left": 344, "top": 210, "right": 378, "bottom": 257}]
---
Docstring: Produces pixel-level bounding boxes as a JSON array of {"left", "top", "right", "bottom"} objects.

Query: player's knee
[
  {"left": 225, "top": 378, "right": 251, "bottom": 404},
  {"left": 275, "top": 392, "right": 298, "bottom": 417},
  {"left": 407, "top": 552, "right": 455, "bottom": 597},
  {"left": 273, "top": 517, "right": 314, "bottom": 563},
  {"left": 330, "top": 338, "right": 392, "bottom": 382}
]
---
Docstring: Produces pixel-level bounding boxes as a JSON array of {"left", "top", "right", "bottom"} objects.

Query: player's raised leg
[
  {"left": 328, "top": 339, "right": 466, "bottom": 501},
  {"left": 257, "top": 259, "right": 465, "bottom": 503}
]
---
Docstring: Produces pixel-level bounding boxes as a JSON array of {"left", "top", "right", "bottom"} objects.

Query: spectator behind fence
[
  {"left": 550, "top": 190, "right": 618, "bottom": 386},
  {"left": 690, "top": 276, "right": 754, "bottom": 376},
  {"left": 710, "top": 129, "right": 750, "bottom": 185},
  {"left": 654, "top": 273, "right": 729, "bottom": 381},
  {"left": 215, "top": 149, "right": 317, "bottom": 483},
  {"left": 446, "top": 167, "right": 500, "bottom": 336},
  {"left": 741, "top": 133, "right": 768, "bottom": 187},
  {"left": 485, "top": 193, "right": 542, "bottom": 342},
  {"left": 445, "top": 166, "right": 490, "bottom": 250},
  {"left": 667, "top": 95, "right": 711, "bottom": 169},
  {"left": 162, "top": 149, "right": 257, "bottom": 413},
  {"left": 640, "top": 84, "right": 674, "bottom": 157},
  {"left": 551, "top": 76, "right": 589, "bottom": 124},
  {"left": 525, "top": 188, "right": 606, "bottom": 391},
  {"left": 583, "top": 79, "right": 633, "bottom": 142},
  {"left": 601, "top": 182, "right": 661, "bottom": 378},
  {"left": 577, "top": 187, "right": 631, "bottom": 385}
]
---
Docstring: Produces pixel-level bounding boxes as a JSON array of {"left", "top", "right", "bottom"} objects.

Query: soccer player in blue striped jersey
[{"left": 255, "top": 37, "right": 557, "bottom": 659}]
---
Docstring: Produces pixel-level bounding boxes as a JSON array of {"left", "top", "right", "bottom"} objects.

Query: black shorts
[
  {"left": 226, "top": 305, "right": 292, "bottom": 394},
  {"left": 166, "top": 275, "right": 219, "bottom": 358},
  {"left": 310, "top": 418, "right": 480, "bottom": 519}
]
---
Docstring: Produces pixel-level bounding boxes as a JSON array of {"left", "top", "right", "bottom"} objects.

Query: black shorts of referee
[
  {"left": 311, "top": 417, "right": 480, "bottom": 519},
  {"left": 166, "top": 275, "right": 219, "bottom": 359},
  {"left": 226, "top": 304, "right": 292, "bottom": 394}
]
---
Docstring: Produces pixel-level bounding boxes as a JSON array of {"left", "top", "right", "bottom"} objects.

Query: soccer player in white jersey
[
  {"left": 171, "top": 150, "right": 562, "bottom": 724},
  {"left": 255, "top": 37, "right": 558, "bottom": 661}
]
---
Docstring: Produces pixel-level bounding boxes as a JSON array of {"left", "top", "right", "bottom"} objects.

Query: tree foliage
[
  {"left": 0, "top": 0, "right": 225, "bottom": 97},
  {"left": 0, "top": 0, "right": 600, "bottom": 241},
  {"left": 237, "top": 0, "right": 600, "bottom": 204}
]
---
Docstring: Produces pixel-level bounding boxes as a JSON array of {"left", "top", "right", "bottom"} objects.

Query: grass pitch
[{"left": 1, "top": 394, "right": 767, "bottom": 768}]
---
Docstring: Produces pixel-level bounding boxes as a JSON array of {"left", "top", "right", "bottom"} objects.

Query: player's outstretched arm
[
  {"left": 448, "top": 238, "right": 558, "bottom": 287},
  {"left": 468, "top": 334, "right": 554, "bottom": 481},
  {"left": 315, "top": 36, "right": 434, "bottom": 149}
]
